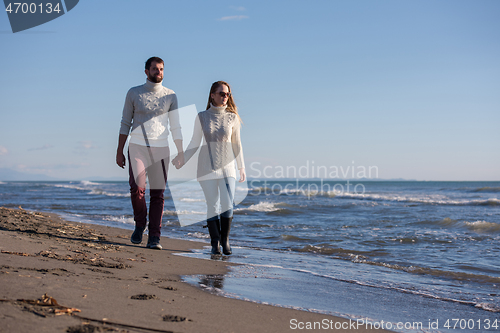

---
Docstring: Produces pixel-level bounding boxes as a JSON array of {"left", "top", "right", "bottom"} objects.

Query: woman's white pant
[{"left": 199, "top": 177, "right": 236, "bottom": 221}]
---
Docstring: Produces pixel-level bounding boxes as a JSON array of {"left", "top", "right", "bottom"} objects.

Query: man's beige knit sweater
[{"left": 119, "top": 79, "right": 182, "bottom": 147}]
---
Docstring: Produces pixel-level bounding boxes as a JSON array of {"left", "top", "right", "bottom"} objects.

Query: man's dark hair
[{"left": 145, "top": 57, "right": 164, "bottom": 70}]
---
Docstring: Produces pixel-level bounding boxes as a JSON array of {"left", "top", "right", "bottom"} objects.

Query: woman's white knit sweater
[{"left": 184, "top": 104, "right": 244, "bottom": 181}]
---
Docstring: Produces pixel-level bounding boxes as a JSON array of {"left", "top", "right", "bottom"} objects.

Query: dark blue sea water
[{"left": 1, "top": 180, "right": 499, "bottom": 332}]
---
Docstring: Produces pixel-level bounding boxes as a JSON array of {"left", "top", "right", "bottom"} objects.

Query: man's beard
[{"left": 148, "top": 74, "right": 163, "bottom": 83}]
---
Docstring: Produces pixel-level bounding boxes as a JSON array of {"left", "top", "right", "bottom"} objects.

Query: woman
[{"left": 173, "top": 81, "right": 246, "bottom": 255}]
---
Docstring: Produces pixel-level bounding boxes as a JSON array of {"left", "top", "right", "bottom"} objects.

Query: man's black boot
[
  {"left": 146, "top": 235, "right": 162, "bottom": 250},
  {"left": 130, "top": 226, "right": 145, "bottom": 244}
]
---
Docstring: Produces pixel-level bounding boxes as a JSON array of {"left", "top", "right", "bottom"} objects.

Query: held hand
[
  {"left": 177, "top": 153, "right": 185, "bottom": 167},
  {"left": 239, "top": 168, "right": 246, "bottom": 182},
  {"left": 172, "top": 153, "right": 185, "bottom": 169},
  {"left": 116, "top": 153, "right": 126, "bottom": 169}
]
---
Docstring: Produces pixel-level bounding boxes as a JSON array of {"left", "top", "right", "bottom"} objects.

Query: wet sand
[{"left": 0, "top": 207, "right": 391, "bottom": 332}]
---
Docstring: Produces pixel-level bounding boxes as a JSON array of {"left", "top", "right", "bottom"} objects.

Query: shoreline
[{"left": 0, "top": 207, "right": 391, "bottom": 333}]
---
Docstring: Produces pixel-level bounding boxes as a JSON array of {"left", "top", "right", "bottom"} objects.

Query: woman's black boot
[
  {"left": 207, "top": 219, "right": 221, "bottom": 255},
  {"left": 220, "top": 216, "right": 232, "bottom": 255}
]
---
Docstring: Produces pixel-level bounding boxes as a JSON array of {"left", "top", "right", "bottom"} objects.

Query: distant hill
[
  {"left": 0, "top": 168, "right": 56, "bottom": 181},
  {"left": 0, "top": 168, "right": 127, "bottom": 181}
]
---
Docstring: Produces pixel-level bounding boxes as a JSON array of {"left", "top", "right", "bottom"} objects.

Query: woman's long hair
[{"left": 206, "top": 81, "right": 242, "bottom": 123}]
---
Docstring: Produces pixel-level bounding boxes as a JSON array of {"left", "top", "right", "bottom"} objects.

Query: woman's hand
[{"left": 239, "top": 168, "right": 246, "bottom": 182}]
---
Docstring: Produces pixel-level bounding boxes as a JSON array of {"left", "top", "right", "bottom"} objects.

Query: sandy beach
[{"left": 0, "top": 207, "right": 391, "bottom": 333}]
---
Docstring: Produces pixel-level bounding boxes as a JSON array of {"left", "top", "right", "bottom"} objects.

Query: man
[{"left": 116, "top": 56, "right": 184, "bottom": 250}]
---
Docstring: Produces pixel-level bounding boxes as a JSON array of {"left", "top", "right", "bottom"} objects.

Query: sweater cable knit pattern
[
  {"left": 119, "top": 80, "right": 182, "bottom": 147},
  {"left": 184, "top": 104, "right": 244, "bottom": 181}
]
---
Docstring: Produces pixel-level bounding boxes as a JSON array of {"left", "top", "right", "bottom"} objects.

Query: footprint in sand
[
  {"left": 130, "top": 294, "right": 158, "bottom": 300},
  {"left": 162, "top": 315, "right": 189, "bottom": 322}
]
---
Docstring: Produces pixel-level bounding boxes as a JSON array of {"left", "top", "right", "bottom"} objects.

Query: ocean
[{"left": 1, "top": 180, "right": 499, "bottom": 332}]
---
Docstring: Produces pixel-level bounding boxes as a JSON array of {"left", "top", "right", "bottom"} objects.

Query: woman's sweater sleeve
[
  {"left": 183, "top": 115, "right": 203, "bottom": 164},
  {"left": 231, "top": 120, "right": 245, "bottom": 170}
]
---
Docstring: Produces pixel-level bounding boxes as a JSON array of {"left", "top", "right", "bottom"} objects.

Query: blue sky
[{"left": 0, "top": 0, "right": 499, "bottom": 181}]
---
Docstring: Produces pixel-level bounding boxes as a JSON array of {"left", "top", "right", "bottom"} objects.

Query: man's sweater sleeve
[
  {"left": 168, "top": 93, "right": 183, "bottom": 141},
  {"left": 119, "top": 89, "right": 134, "bottom": 136}
]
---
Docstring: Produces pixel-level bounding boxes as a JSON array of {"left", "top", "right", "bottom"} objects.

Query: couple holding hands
[{"left": 116, "top": 56, "right": 245, "bottom": 255}]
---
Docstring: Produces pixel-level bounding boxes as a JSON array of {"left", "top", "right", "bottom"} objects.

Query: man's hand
[
  {"left": 172, "top": 139, "right": 184, "bottom": 169},
  {"left": 116, "top": 134, "right": 128, "bottom": 169},
  {"left": 116, "top": 153, "right": 126, "bottom": 169},
  {"left": 172, "top": 152, "right": 184, "bottom": 169}
]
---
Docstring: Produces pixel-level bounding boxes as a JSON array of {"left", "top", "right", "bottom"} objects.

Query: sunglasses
[{"left": 218, "top": 92, "right": 231, "bottom": 98}]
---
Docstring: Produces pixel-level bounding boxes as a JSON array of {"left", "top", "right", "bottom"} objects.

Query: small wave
[
  {"left": 53, "top": 183, "right": 87, "bottom": 190},
  {"left": 352, "top": 259, "right": 500, "bottom": 285},
  {"left": 180, "top": 198, "right": 205, "bottom": 202},
  {"left": 235, "top": 201, "right": 283, "bottom": 213},
  {"left": 103, "top": 215, "right": 134, "bottom": 225},
  {"left": 293, "top": 244, "right": 500, "bottom": 285},
  {"left": 80, "top": 180, "right": 102, "bottom": 186},
  {"left": 241, "top": 263, "right": 286, "bottom": 269},
  {"left": 280, "top": 234, "right": 309, "bottom": 242},
  {"left": 89, "top": 189, "right": 130, "bottom": 197},
  {"left": 234, "top": 202, "right": 297, "bottom": 215},
  {"left": 164, "top": 209, "right": 205, "bottom": 216},
  {"left": 52, "top": 183, "right": 129, "bottom": 198},
  {"left": 0, "top": 181, "right": 6, "bottom": 185},
  {"left": 187, "top": 232, "right": 210, "bottom": 239},
  {"left": 295, "top": 245, "right": 382, "bottom": 259},
  {"left": 164, "top": 209, "right": 178, "bottom": 216},
  {"left": 164, "top": 220, "right": 180, "bottom": 226},
  {"left": 475, "top": 303, "right": 500, "bottom": 312},
  {"left": 475, "top": 198, "right": 500, "bottom": 206},
  {"left": 336, "top": 192, "right": 500, "bottom": 207},
  {"left": 432, "top": 218, "right": 500, "bottom": 234},
  {"left": 473, "top": 187, "right": 500, "bottom": 193},
  {"left": 464, "top": 220, "right": 500, "bottom": 233},
  {"left": 54, "top": 181, "right": 100, "bottom": 190}
]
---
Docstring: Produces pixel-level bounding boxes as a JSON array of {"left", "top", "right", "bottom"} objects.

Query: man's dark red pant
[{"left": 128, "top": 144, "right": 169, "bottom": 238}]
